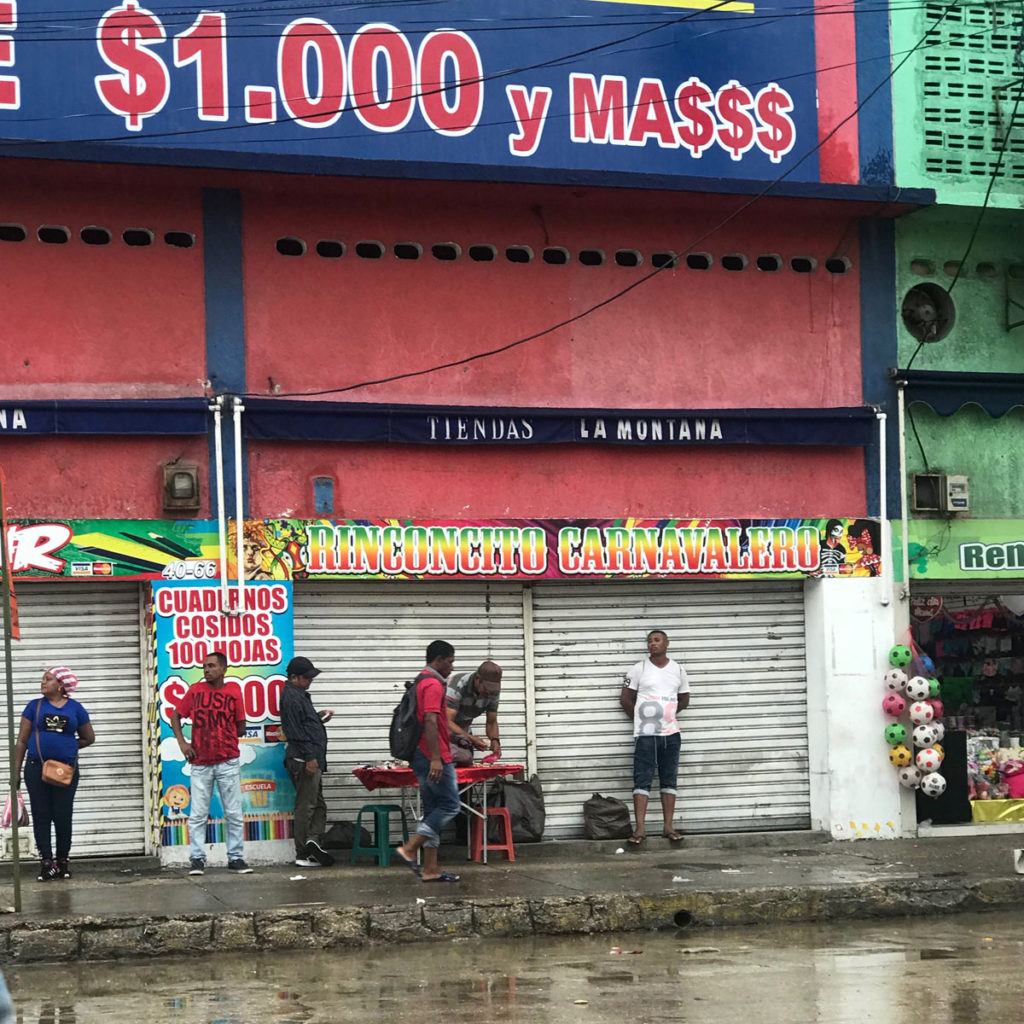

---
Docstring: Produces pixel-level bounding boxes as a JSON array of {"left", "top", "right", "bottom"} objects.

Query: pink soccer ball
[
  {"left": 904, "top": 676, "right": 930, "bottom": 701},
  {"left": 883, "top": 669, "right": 908, "bottom": 693},
  {"left": 909, "top": 701, "right": 934, "bottom": 725},
  {"left": 927, "top": 698, "right": 944, "bottom": 720},
  {"left": 883, "top": 694, "right": 907, "bottom": 717},
  {"left": 916, "top": 747, "right": 941, "bottom": 772}
]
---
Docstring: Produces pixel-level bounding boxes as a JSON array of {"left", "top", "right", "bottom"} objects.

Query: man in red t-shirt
[
  {"left": 169, "top": 651, "right": 252, "bottom": 875},
  {"left": 394, "top": 640, "right": 462, "bottom": 883}
]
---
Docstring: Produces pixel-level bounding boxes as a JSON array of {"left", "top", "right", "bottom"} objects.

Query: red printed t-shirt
[
  {"left": 173, "top": 680, "right": 246, "bottom": 765},
  {"left": 415, "top": 668, "right": 452, "bottom": 763}
]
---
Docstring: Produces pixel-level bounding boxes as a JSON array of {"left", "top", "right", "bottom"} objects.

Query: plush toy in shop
[
  {"left": 916, "top": 747, "right": 942, "bottom": 772},
  {"left": 889, "top": 744, "right": 913, "bottom": 768},
  {"left": 927, "top": 698, "right": 944, "bottom": 719},
  {"left": 889, "top": 645, "right": 913, "bottom": 668},
  {"left": 897, "top": 766, "right": 923, "bottom": 789},
  {"left": 920, "top": 655, "right": 935, "bottom": 674},
  {"left": 920, "top": 772, "right": 947, "bottom": 798},
  {"left": 885, "top": 722, "right": 908, "bottom": 745},
  {"left": 883, "top": 694, "right": 907, "bottom": 717},
  {"left": 912, "top": 723, "right": 939, "bottom": 748},
  {"left": 905, "top": 676, "right": 931, "bottom": 701},
  {"left": 927, "top": 678, "right": 941, "bottom": 698},
  {"left": 883, "top": 669, "right": 908, "bottom": 693},
  {"left": 910, "top": 701, "right": 934, "bottom": 725}
]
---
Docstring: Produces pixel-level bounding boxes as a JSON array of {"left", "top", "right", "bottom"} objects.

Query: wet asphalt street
[{"left": 5, "top": 910, "right": 1021, "bottom": 1024}]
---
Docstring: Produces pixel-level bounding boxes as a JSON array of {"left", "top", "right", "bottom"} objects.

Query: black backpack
[{"left": 389, "top": 679, "right": 422, "bottom": 761}]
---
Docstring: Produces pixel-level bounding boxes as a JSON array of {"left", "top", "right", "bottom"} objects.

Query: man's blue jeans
[
  {"left": 188, "top": 757, "right": 244, "bottom": 862},
  {"left": 411, "top": 750, "right": 461, "bottom": 848}
]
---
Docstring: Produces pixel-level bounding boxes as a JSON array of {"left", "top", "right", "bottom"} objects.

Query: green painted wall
[
  {"left": 895, "top": 208, "right": 1024, "bottom": 517},
  {"left": 891, "top": 2, "right": 1024, "bottom": 207}
]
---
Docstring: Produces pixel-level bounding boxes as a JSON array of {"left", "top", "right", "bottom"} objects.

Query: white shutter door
[
  {"left": 9, "top": 583, "right": 146, "bottom": 856},
  {"left": 293, "top": 582, "right": 526, "bottom": 823},
  {"left": 531, "top": 580, "right": 810, "bottom": 837}
]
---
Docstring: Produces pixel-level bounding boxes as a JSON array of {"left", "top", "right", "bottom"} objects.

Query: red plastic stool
[{"left": 470, "top": 806, "right": 516, "bottom": 862}]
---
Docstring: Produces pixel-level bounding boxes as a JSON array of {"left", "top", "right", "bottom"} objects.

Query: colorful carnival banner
[
  {"left": 11, "top": 517, "right": 883, "bottom": 581},
  {"left": 154, "top": 580, "right": 294, "bottom": 847},
  {"left": 905, "top": 520, "right": 1024, "bottom": 581}
]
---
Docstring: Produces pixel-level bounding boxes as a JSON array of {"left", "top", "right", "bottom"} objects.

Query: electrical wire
[{"left": 237, "top": 0, "right": 967, "bottom": 400}]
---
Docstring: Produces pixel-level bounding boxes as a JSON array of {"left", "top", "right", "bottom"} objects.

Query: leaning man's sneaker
[
  {"left": 188, "top": 858, "right": 205, "bottom": 876},
  {"left": 227, "top": 859, "right": 253, "bottom": 874},
  {"left": 305, "top": 840, "right": 335, "bottom": 867},
  {"left": 294, "top": 857, "right": 318, "bottom": 867}
]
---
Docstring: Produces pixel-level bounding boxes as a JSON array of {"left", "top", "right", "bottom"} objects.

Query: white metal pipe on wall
[
  {"left": 233, "top": 397, "right": 246, "bottom": 615},
  {"left": 211, "top": 396, "right": 231, "bottom": 614}
]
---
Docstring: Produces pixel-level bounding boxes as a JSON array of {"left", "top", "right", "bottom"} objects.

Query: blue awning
[
  {"left": 242, "top": 400, "right": 878, "bottom": 446},
  {"left": 894, "top": 370, "right": 1024, "bottom": 418},
  {"left": 0, "top": 399, "right": 210, "bottom": 435}
]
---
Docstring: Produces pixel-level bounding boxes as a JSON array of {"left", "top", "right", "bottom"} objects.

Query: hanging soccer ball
[
  {"left": 898, "top": 766, "right": 923, "bottom": 789},
  {"left": 883, "top": 694, "right": 907, "bottom": 717},
  {"left": 928, "top": 698, "right": 944, "bottom": 719},
  {"left": 883, "top": 669, "right": 908, "bottom": 693},
  {"left": 905, "top": 676, "right": 931, "bottom": 701},
  {"left": 920, "top": 772, "right": 947, "bottom": 798},
  {"left": 916, "top": 747, "right": 942, "bottom": 772},
  {"left": 909, "top": 701, "right": 934, "bottom": 725},
  {"left": 920, "top": 655, "right": 935, "bottom": 674},
  {"left": 928, "top": 678, "right": 941, "bottom": 698},
  {"left": 889, "top": 744, "right": 913, "bottom": 768},
  {"left": 889, "top": 645, "right": 913, "bottom": 668},
  {"left": 932, "top": 743, "right": 944, "bottom": 761},
  {"left": 885, "top": 722, "right": 908, "bottom": 745},
  {"left": 912, "top": 723, "right": 939, "bottom": 748},
  {"left": 932, "top": 721, "right": 945, "bottom": 743}
]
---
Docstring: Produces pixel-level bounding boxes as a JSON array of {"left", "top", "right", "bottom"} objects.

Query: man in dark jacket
[{"left": 280, "top": 656, "right": 335, "bottom": 867}]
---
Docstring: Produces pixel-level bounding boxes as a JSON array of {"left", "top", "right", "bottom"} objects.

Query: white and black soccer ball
[
  {"left": 913, "top": 723, "right": 939, "bottom": 749},
  {"left": 932, "top": 721, "right": 945, "bottom": 743},
  {"left": 904, "top": 676, "right": 931, "bottom": 701},
  {"left": 920, "top": 772, "right": 947, "bottom": 798},
  {"left": 883, "top": 669, "right": 908, "bottom": 693},
  {"left": 897, "top": 766, "right": 923, "bottom": 789}
]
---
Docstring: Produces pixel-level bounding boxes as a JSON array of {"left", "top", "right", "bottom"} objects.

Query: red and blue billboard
[{"left": 0, "top": 0, "right": 879, "bottom": 186}]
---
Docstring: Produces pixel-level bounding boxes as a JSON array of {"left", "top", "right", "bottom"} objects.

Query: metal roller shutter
[
  {"left": 531, "top": 580, "right": 810, "bottom": 838},
  {"left": 8, "top": 583, "right": 146, "bottom": 857},
  {"left": 910, "top": 580, "right": 1024, "bottom": 601},
  {"left": 293, "top": 582, "right": 526, "bottom": 823}
]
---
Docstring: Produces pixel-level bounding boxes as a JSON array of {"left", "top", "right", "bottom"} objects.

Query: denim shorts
[{"left": 632, "top": 733, "right": 682, "bottom": 795}]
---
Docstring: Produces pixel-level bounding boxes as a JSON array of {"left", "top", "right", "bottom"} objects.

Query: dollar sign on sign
[
  {"left": 674, "top": 77, "right": 715, "bottom": 158},
  {"left": 95, "top": 0, "right": 170, "bottom": 132},
  {"left": 715, "top": 80, "right": 755, "bottom": 161},
  {"left": 755, "top": 83, "right": 796, "bottom": 163}
]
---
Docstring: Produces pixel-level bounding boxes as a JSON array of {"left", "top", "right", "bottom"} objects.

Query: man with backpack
[{"left": 393, "top": 640, "right": 462, "bottom": 883}]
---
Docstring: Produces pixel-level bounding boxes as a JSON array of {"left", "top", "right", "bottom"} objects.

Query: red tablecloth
[{"left": 353, "top": 763, "right": 524, "bottom": 791}]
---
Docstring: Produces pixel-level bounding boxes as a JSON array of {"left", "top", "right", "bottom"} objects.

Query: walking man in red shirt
[
  {"left": 394, "top": 640, "right": 462, "bottom": 883},
  {"left": 169, "top": 651, "right": 253, "bottom": 875}
]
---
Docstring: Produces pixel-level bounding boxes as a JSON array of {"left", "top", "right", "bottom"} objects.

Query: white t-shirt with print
[{"left": 624, "top": 658, "right": 690, "bottom": 738}]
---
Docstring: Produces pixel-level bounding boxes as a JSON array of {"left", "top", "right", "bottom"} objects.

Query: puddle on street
[{"left": 5, "top": 911, "right": 1024, "bottom": 1024}]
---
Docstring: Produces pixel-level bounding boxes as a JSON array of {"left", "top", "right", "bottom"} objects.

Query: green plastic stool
[{"left": 350, "top": 803, "right": 410, "bottom": 867}]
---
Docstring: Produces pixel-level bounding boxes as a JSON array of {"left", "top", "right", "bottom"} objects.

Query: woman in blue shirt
[{"left": 13, "top": 666, "right": 95, "bottom": 881}]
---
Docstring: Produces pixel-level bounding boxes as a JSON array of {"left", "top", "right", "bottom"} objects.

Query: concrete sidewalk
[{"left": 0, "top": 829, "right": 1022, "bottom": 964}]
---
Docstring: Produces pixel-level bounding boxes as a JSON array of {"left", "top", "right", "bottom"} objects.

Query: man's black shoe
[{"left": 305, "top": 840, "right": 335, "bottom": 867}]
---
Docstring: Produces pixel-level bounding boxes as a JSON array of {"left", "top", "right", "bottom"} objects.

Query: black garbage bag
[
  {"left": 324, "top": 820, "right": 373, "bottom": 850},
  {"left": 583, "top": 793, "right": 633, "bottom": 840},
  {"left": 498, "top": 774, "right": 546, "bottom": 842}
]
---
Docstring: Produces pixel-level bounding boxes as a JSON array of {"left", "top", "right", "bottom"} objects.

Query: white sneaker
[{"left": 294, "top": 857, "right": 319, "bottom": 867}]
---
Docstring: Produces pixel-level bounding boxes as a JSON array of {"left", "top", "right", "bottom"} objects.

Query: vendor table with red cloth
[{"left": 353, "top": 763, "right": 524, "bottom": 863}]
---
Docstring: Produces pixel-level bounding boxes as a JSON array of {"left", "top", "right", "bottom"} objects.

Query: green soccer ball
[
  {"left": 885, "top": 723, "right": 908, "bottom": 746},
  {"left": 928, "top": 678, "right": 941, "bottom": 698},
  {"left": 889, "top": 645, "right": 913, "bottom": 669}
]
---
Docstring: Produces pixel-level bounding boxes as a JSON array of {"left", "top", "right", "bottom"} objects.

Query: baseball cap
[{"left": 286, "top": 656, "right": 321, "bottom": 679}]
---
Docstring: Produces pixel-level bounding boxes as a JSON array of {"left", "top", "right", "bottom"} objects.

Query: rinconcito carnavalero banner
[{"left": 8, "top": 518, "right": 883, "bottom": 580}]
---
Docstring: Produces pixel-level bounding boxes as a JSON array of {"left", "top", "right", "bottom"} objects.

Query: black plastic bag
[
  {"left": 324, "top": 820, "right": 373, "bottom": 850},
  {"left": 583, "top": 793, "right": 633, "bottom": 840},
  {"left": 499, "top": 774, "right": 546, "bottom": 842}
]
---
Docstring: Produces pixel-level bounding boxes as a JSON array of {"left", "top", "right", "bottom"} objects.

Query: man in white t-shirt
[{"left": 620, "top": 629, "right": 690, "bottom": 845}]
